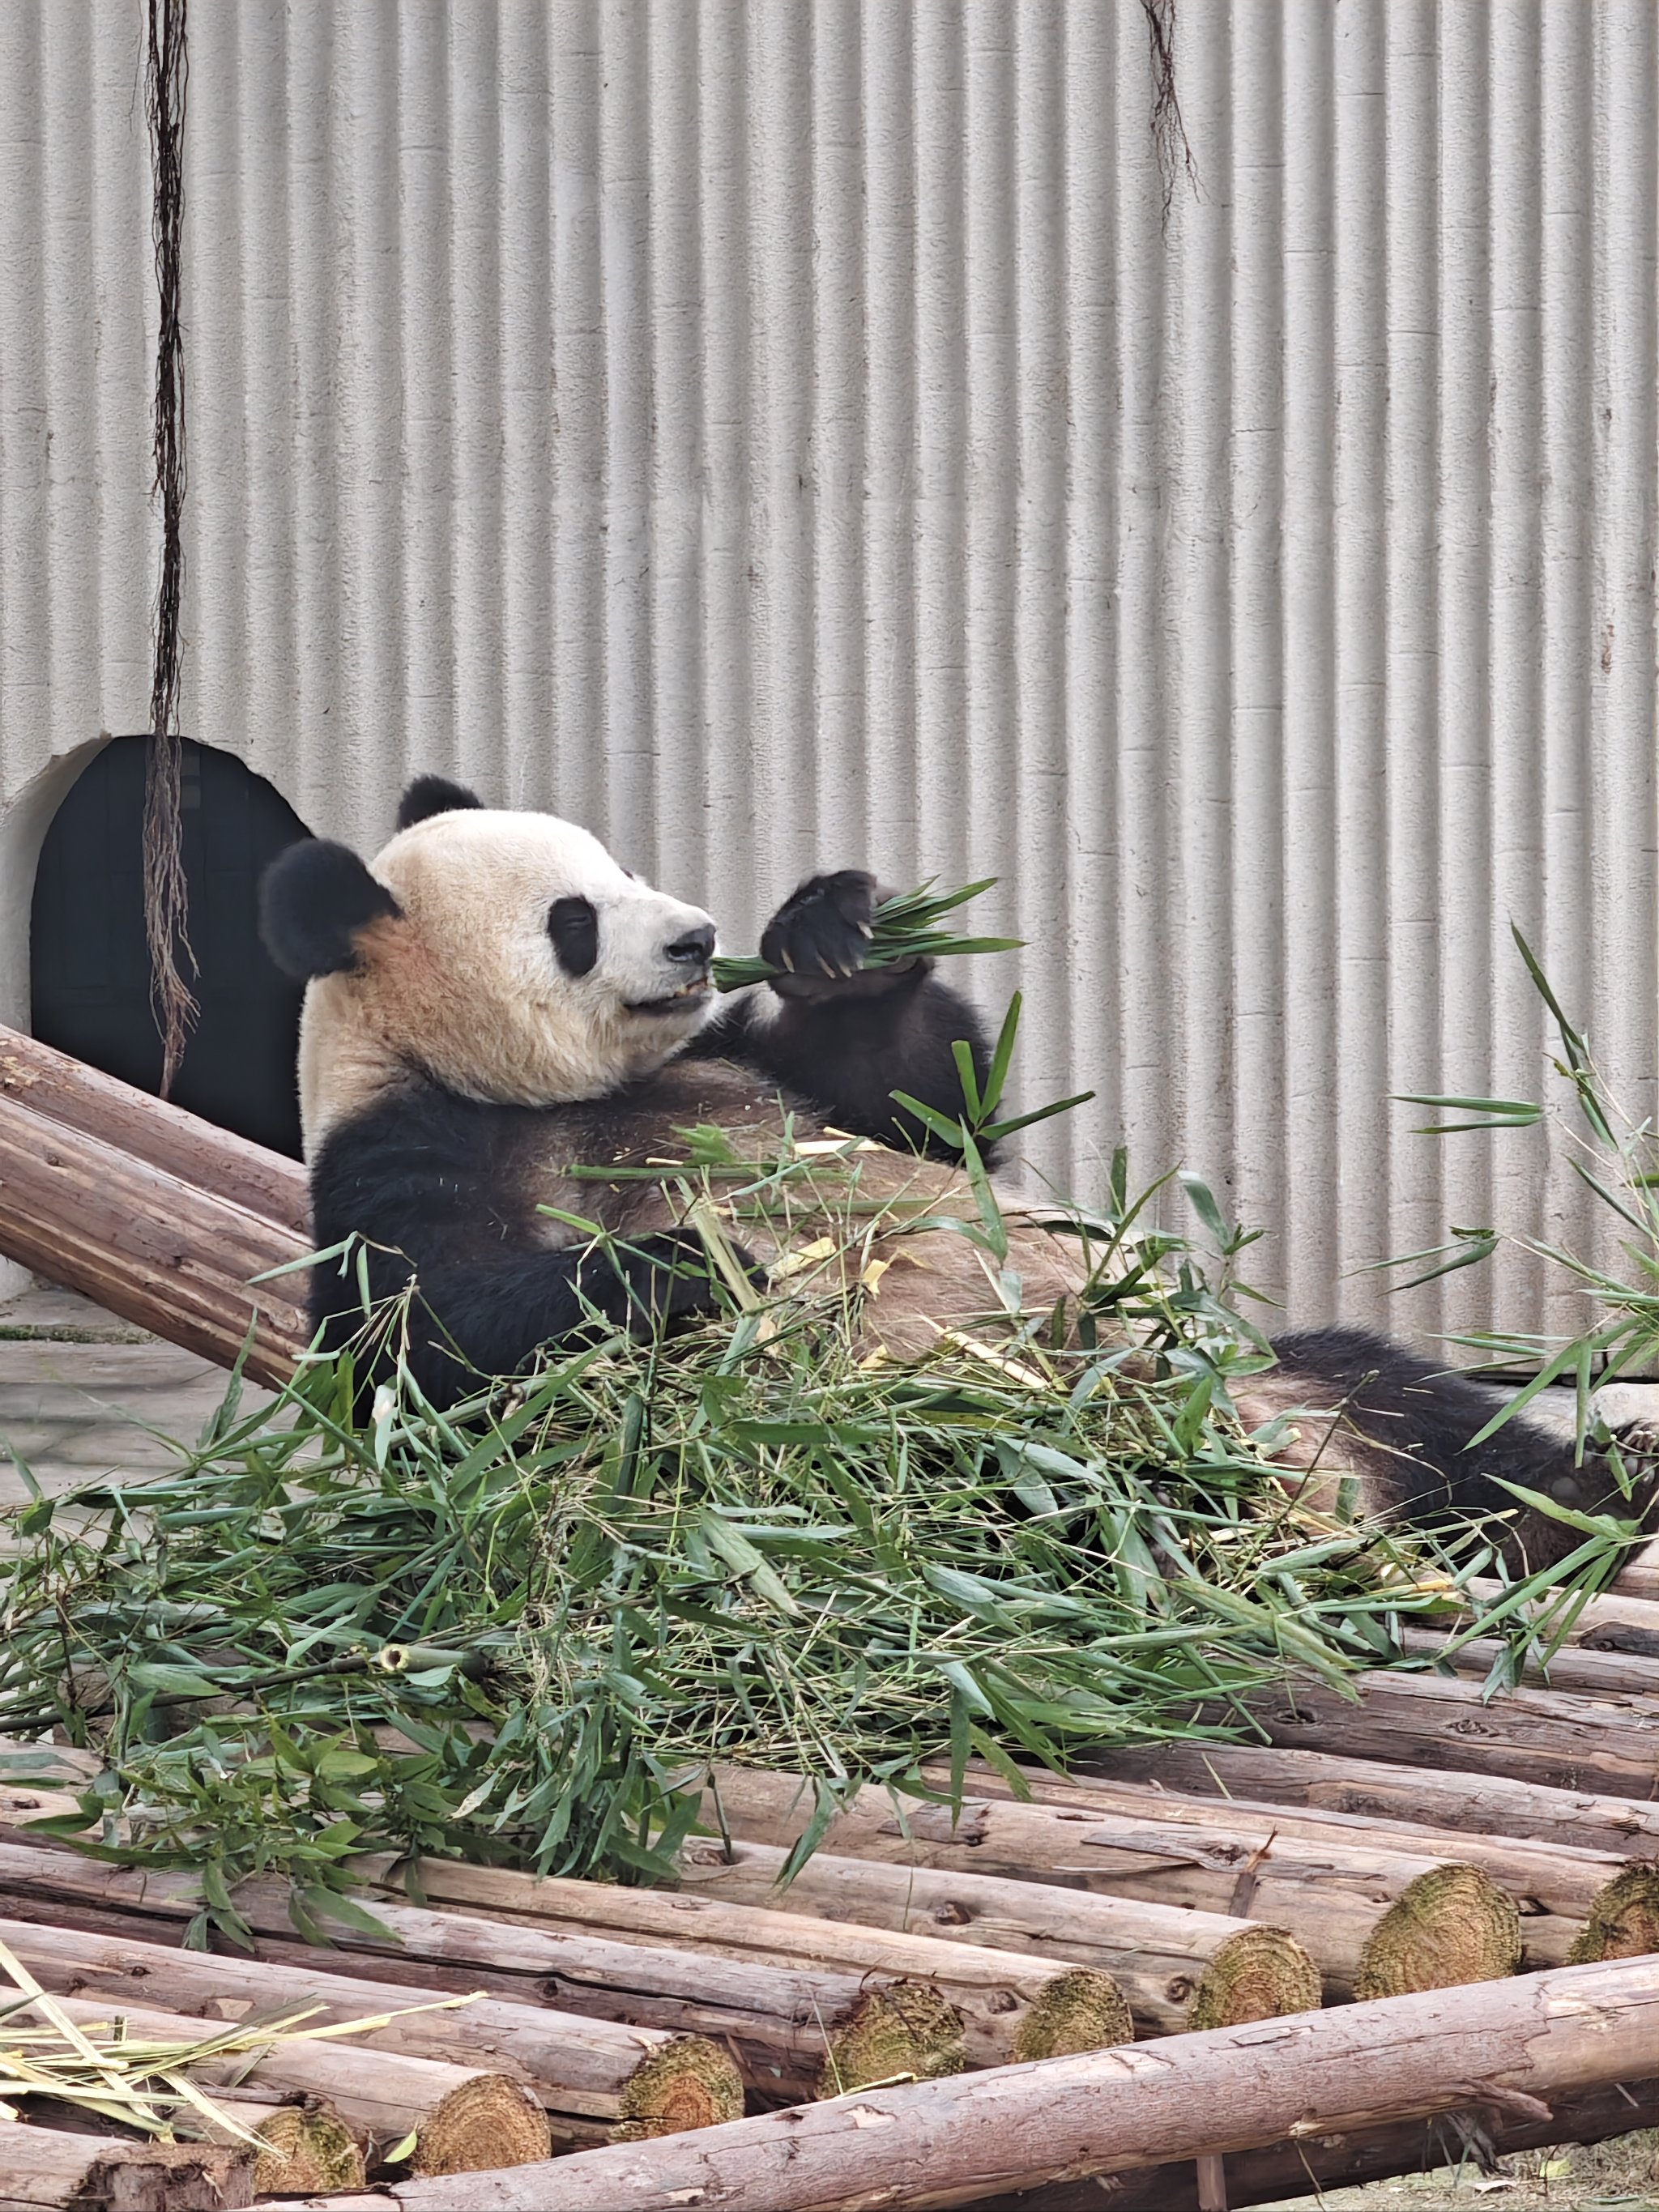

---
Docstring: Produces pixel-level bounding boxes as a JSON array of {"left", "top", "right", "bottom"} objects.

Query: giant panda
[{"left": 258, "top": 774, "right": 1646, "bottom": 1573}]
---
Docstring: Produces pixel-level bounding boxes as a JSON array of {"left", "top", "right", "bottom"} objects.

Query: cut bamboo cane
[
  {"left": 936, "top": 1758, "right": 1636, "bottom": 1924},
  {"left": 0, "top": 2119, "right": 257, "bottom": 2210},
  {"left": 1232, "top": 1669, "right": 1659, "bottom": 1796},
  {"left": 0, "top": 1912, "right": 740, "bottom": 2144},
  {"left": 0, "top": 1089, "right": 308, "bottom": 1385},
  {"left": 376, "top": 1847, "right": 1319, "bottom": 2037},
  {"left": 0, "top": 1844, "right": 957, "bottom": 2102},
  {"left": 36, "top": 1993, "right": 551, "bottom": 2178},
  {"left": 0, "top": 1025, "right": 309, "bottom": 1235},
  {"left": 964, "top": 2074, "right": 1659, "bottom": 2212},
  {"left": 250, "top": 1955, "right": 1659, "bottom": 2212},
  {"left": 1079, "top": 1737, "right": 1659, "bottom": 1856},
  {"left": 702, "top": 1769, "right": 1549, "bottom": 1995}
]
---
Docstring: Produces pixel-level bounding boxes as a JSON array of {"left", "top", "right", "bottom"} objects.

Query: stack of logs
[
  {"left": 0, "top": 1026, "right": 1657, "bottom": 2207},
  {"left": 2, "top": 1571, "right": 1657, "bottom": 2210}
]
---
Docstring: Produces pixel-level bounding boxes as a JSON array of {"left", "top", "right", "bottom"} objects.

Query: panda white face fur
[{"left": 295, "top": 799, "right": 719, "bottom": 1151}]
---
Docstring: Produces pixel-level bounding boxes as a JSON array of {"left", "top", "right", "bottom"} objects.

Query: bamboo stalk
[
  {"left": 1077, "top": 1737, "right": 1659, "bottom": 1856},
  {"left": 253, "top": 1955, "right": 1659, "bottom": 2212},
  {"left": 0, "top": 1089, "right": 308, "bottom": 1384},
  {"left": 0, "top": 1912, "right": 740, "bottom": 2145},
  {"left": 0, "top": 1025, "right": 309, "bottom": 1235},
  {"left": 1466, "top": 1576, "right": 1659, "bottom": 1662},
  {"left": 702, "top": 1770, "right": 1548, "bottom": 1996},
  {"left": 0, "top": 1845, "right": 959, "bottom": 2102},
  {"left": 0, "top": 2120, "right": 257, "bottom": 2210},
  {"left": 36, "top": 1993, "right": 550, "bottom": 2178},
  {"left": 375, "top": 1847, "right": 1318, "bottom": 2039}
]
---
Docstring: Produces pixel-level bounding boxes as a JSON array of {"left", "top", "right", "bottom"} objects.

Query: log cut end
[
  {"left": 1569, "top": 1860, "right": 1659, "bottom": 1963},
  {"left": 1011, "top": 1969, "right": 1133, "bottom": 2061},
  {"left": 1354, "top": 1864, "right": 1521, "bottom": 2000},
  {"left": 818, "top": 1980, "right": 966, "bottom": 2097},
  {"left": 251, "top": 2100, "right": 367, "bottom": 2193},
  {"left": 408, "top": 2073, "right": 554, "bottom": 2177},
  {"left": 612, "top": 2034, "right": 746, "bottom": 2140},
  {"left": 1186, "top": 1925, "right": 1324, "bottom": 2030}
]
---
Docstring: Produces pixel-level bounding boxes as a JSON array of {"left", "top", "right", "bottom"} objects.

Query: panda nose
[{"left": 665, "top": 923, "right": 716, "bottom": 967}]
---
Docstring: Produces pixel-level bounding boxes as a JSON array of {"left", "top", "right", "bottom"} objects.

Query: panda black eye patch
[{"left": 548, "top": 896, "right": 599, "bottom": 977}]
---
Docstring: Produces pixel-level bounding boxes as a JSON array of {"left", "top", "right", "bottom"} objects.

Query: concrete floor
[{"left": 0, "top": 1283, "right": 270, "bottom": 1508}]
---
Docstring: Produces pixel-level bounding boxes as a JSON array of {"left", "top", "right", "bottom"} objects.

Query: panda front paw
[
  {"left": 621, "top": 1230, "right": 761, "bottom": 1326},
  {"left": 760, "top": 870, "right": 920, "bottom": 1000}
]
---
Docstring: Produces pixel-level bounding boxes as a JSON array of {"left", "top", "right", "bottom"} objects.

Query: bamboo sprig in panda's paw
[{"left": 710, "top": 876, "right": 1021, "bottom": 994}]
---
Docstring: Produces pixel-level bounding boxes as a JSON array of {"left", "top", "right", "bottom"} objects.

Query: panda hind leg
[{"left": 1270, "top": 1326, "right": 1659, "bottom": 1572}]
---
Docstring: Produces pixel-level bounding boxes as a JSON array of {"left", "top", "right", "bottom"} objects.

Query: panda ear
[
  {"left": 258, "top": 840, "right": 403, "bottom": 982},
  {"left": 396, "top": 775, "right": 484, "bottom": 830}
]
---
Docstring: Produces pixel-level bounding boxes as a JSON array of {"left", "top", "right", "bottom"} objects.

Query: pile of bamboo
[{"left": 0, "top": 1027, "right": 1657, "bottom": 2207}]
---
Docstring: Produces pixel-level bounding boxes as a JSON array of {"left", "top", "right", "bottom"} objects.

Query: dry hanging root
[
  {"left": 1354, "top": 1865, "right": 1521, "bottom": 2001},
  {"left": 1569, "top": 1860, "right": 1659, "bottom": 1962}
]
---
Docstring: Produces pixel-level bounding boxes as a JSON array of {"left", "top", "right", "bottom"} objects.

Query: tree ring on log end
[
  {"left": 408, "top": 2073, "right": 554, "bottom": 2177},
  {"left": 1568, "top": 1860, "right": 1659, "bottom": 1962},
  {"left": 1186, "top": 1926, "right": 1323, "bottom": 2030},
  {"left": 1012, "top": 1968, "right": 1133, "bottom": 2061},
  {"left": 612, "top": 2035, "right": 746, "bottom": 2140},
  {"left": 817, "top": 1980, "right": 966, "bottom": 2097},
  {"left": 1354, "top": 1865, "right": 1520, "bottom": 2001}
]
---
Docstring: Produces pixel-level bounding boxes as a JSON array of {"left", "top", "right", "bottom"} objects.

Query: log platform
[{"left": 0, "top": 1034, "right": 1655, "bottom": 2207}]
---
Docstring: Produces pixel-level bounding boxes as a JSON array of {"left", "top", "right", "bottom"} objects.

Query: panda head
[{"left": 259, "top": 776, "right": 719, "bottom": 1149}]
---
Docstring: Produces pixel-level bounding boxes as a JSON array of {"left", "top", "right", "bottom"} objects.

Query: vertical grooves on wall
[
  {"left": 4, "top": 3, "right": 1659, "bottom": 1341},
  {"left": 1278, "top": 2, "right": 1337, "bottom": 1319},
  {"left": 1380, "top": 2, "right": 1444, "bottom": 1336},
  {"left": 498, "top": 8, "right": 554, "bottom": 815}
]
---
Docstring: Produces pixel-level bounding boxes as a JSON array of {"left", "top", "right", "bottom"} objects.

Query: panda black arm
[
  {"left": 692, "top": 871, "right": 996, "bottom": 1163},
  {"left": 307, "top": 1088, "right": 730, "bottom": 1407}
]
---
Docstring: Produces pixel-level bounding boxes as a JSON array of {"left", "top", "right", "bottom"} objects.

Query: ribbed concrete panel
[{"left": 1, "top": 2, "right": 1657, "bottom": 1345}]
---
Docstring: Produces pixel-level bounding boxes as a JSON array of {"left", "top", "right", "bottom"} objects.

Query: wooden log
[
  {"left": 1614, "top": 1534, "right": 1659, "bottom": 1601},
  {"left": 1077, "top": 1737, "right": 1659, "bottom": 1856},
  {"left": 0, "top": 1843, "right": 959, "bottom": 2103},
  {"left": 702, "top": 1769, "right": 1558, "bottom": 1994},
  {"left": 1390, "top": 1622, "right": 1659, "bottom": 1700},
  {"left": 375, "top": 1848, "right": 1319, "bottom": 2038},
  {"left": 199, "top": 2099, "right": 366, "bottom": 2194},
  {"left": 928, "top": 1759, "right": 1640, "bottom": 1924},
  {"left": 0, "top": 1089, "right": 308, "bottom": 1385},
  {"left": 0, "top": 2121, "right": 257, "bottom": 2211},
  {"left": 38, "top": 1993, "right": 550, "bottom": 2178},
  {"left": 249, "top": 1955, "right": 1659, "bottom": 2212},
  {"left": 0, "top": 1912, "right": 741, "bottom": 2145},
  {"left": 1230, "top": 1668, "right": 1659, "bottom": 1796},
  {"left": 963, "top": 2074, "right": 1659, "bottom": 2212},
  {"left": 0, "top": 1025, "right": 309, "bottom": 1236},
  {"left": 1467, "top": 1575, "right": 1659, "bottom": 1661}
]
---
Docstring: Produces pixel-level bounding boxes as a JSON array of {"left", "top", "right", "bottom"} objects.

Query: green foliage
[
  {"left": 0, "top": 1152, "right": 1486, "bottom": 1941},
  {"left": 710, "top": 878, "right": 1022, "bottom": 993}
]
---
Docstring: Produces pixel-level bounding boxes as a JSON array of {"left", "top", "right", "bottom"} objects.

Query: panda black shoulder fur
[{"left": 259, "top": 776, "right": 1651, "bottom": 1572}]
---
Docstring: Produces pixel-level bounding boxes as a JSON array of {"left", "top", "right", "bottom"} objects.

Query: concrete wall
[{"left": 2, "top": 2, "right": 1657, "bottom": 1342}]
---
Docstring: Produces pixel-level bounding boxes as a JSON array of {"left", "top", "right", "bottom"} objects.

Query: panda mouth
[{"left": 626, "top": 978, "right": 712, "bottom": 1017}]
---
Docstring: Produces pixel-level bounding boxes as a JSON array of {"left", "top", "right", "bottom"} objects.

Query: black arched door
[{"left": 30, "top": 739, "right": 311, "bottom": 1157}]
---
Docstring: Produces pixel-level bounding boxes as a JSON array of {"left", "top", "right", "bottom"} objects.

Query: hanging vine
[
  {"left": 1140, "top": 0, "right": 1198, "bottom": 232},
  {"left": 143, "top": 0, "right": 197, "bottom": 1096}
]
